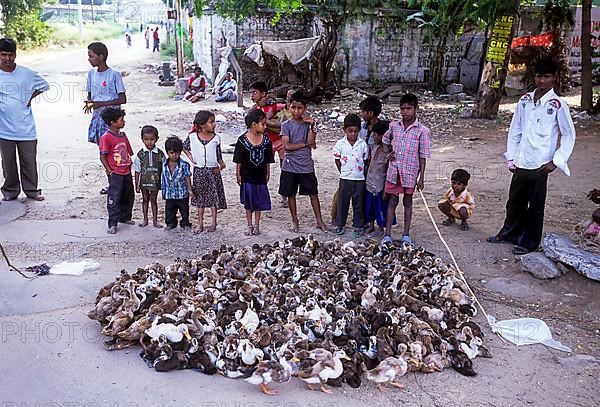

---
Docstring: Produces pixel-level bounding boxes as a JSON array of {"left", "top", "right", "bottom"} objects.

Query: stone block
[
  {"left": 555, "top": 355, "right": 599, "bottom": 369},
  {"left": 446, "top": 83, "right": 464, "bottom": 94},
  {"left": 542, "top": 233, "right": 600, "bottom": 281},
  {"left": 449, "top": 93, "right": 467, "bottom": 102},
  {"left": 519, "top": 252, "right": 563, "bottom": 279}
]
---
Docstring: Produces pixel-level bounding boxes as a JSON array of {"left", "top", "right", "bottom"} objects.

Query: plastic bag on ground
[
  {"left": 488, "top": 315, "right": 571, "bottom": 352},
  {"left": 49, "top": 259, "right": 100, "bottom": 276}
]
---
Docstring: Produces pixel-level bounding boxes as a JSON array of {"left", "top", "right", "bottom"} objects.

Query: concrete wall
[
  {"left": 192, "top": 10, "right": 484, "bottom": 90},
  {"left": 193, "top": 12, "right": 314, "bottom": 84},
  {"left": 236, "top": 13, "right": 315, "bottom": 47},
  {"left": 340, "top": 15, "right": 484, "bottom": 89}
]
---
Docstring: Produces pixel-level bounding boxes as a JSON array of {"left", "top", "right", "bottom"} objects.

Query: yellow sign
[{"left": 487, "top": 15, "right": 514, "bottom": 65}]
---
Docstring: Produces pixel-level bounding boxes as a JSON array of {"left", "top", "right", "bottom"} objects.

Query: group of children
[
  {"left": 330, "top": 94, "right": 475, "bottom": 243},
  {"left": 98, "top": 85, "right": 475, "bottom": 241}
]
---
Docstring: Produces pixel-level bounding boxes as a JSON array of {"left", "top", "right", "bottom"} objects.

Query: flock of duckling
[{"left": 88, "top": 236, "right": 490, "bottom": 394}]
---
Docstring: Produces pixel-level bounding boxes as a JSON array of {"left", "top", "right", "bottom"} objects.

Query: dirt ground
[{"left": 1, "top": 34, "right": 599, "bottom": 407}]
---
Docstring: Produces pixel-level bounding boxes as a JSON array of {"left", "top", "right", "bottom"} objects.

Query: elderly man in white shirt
[{"left": 487, "top": 58, "right": 576, "bottom": 255}]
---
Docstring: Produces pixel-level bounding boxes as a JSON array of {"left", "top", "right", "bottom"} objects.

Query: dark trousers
[
  {"left": 107, "top": 173, "right": 134, "bottom": 228},
  {"left": 0, "top": 138, "right": 40, "bottom": 200},
  {"left": 497, "top": 168, "right": 548, "bottom": 251},
  {"left": 153, "top": 40, "right": 159, "bottom": 52},
  {"left": 337, "top": 179, "right": 365, "bottom": 229},
  {"left": 165, "top": 198, "right": 191, "bottom": 227}
]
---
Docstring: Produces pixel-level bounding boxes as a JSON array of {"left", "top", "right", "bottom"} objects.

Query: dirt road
[{"left": 1, "top": 36, "right": 599, "bottom": 407}]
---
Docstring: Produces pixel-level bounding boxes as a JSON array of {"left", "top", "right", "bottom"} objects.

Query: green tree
[{"left": 0, "top": 0, "right": 53, "bottom": 48}]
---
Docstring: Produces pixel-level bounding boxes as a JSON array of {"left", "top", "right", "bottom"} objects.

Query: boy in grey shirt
[{"left": 278, "top": 93, "right": 328, "bottom": 233}]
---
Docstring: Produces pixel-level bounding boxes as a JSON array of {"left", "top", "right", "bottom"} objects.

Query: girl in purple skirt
[{"left": 233, "top": 109, "right": 275, "bottom": 235}]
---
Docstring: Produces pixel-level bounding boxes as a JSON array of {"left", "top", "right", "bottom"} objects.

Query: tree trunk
[
  {"left": 472, "top": 11, "right": 518, "bottom": 119},
  {"left": 315, "top": 17, "right": 339, "bottom": 96},
  {"left": 581, "top": 0, "right": 593, "bottom": 111}
]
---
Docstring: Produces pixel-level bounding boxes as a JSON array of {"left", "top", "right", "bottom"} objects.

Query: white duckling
[
  {"left": 239, "top": 307, "right": 260, "bottom": 335},
  {"left": 145, "top": 322, "right": 191, "bottom": 343},
  {"left": 298, "top": 350, "right": 351, "bottom": 394},
  {"left": 238, "top": 339, "right": 265, "bottom": 366}
]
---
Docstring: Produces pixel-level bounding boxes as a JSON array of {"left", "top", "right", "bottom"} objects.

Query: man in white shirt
[
  {"left": 0, "top": 38, "right": 49, "bottom": 201},
  {"left": 487, "top": 58, "right": 576, "bottom": 255}
]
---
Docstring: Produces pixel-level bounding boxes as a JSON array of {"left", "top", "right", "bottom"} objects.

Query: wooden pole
[
  {"left": 581, "top": 0, "right": 593, "bottom": 111},
  {"left": 175, "top": 0, "right": 184, "bottom": 78}
]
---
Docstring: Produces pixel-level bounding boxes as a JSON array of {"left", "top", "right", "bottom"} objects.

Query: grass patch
[
  {"left": 48, "top": 21, "right": 123, "bottom": 46},
  {"left": 160, "top": 38, "right": 194, "bottom": 61}
]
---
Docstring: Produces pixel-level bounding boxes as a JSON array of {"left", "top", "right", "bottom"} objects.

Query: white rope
[{"left": 417, "top": 189, "right": 494, "bottom": 328}]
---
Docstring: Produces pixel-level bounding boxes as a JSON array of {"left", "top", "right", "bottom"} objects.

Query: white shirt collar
[{"left": 141, "top": 145, "right": 159, "bottom": 153}]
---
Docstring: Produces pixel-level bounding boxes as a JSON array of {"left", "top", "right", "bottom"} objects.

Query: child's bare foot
[
  {"left": 207, "top": 224, "right": 216, "bottom": 232},
  {"left": 153, "top": 220, "right": 163, "bottom": 228},
  {"left": 460, "top": 220, "right": 470, "bottom": 231},
  {"left": 121, "top": 220, "right": 135, "bottom": 225},
  {"left": 316, "top": 221, "right": 328, "bottom": 232},
  {"left": 364, "top": 224, "right": 375, "bottom": 234},
  {"left": 193, "top": 225, "right": 204, "bottom": 234},
  {"left": 107, "top": 226, "right": 117, "bottom": 234},
  {"left": 139, "top": 219, "right": 148, "bottom": 227},
  {"left": 368, "top": 228, "right": 384, "bottom": 238},
  {"left": 290, "top": 221, "right": 299, "bottom": 233}
]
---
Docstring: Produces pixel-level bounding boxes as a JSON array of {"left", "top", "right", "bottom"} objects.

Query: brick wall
[{"left": 235, "top": 13, "right": 315, "bottom": 47}]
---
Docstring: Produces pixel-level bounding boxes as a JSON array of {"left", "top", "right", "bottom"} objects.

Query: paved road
[{"left": 0, "top": 34, "right": 365, "bottom": 407}]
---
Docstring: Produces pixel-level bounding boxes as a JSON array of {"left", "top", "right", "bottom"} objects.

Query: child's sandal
[
  {"left": 352, "top": 229, "right": 364, "bottom": 238},
  {"left": 442, "top": 218, "right": 455, "bottom": 226},
  {"left": 244, "top": 226, "right": 253, "bottom": 236},
  {"left": 252, "top": 225, "right": 261, "bottom": 235}
]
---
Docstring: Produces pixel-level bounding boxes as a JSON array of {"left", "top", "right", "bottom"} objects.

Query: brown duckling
[
  {"left": 117, "top": 305, "right": 163, "bottom": 341},
  {"left": 245, "top": 354, "right": 297, "bottom": 395},
  {"left": 366, "top": 355, "right": 408, "bottom": 391},
  {"left": 297, "top": 350, "right": 351, "bottom": 394}
]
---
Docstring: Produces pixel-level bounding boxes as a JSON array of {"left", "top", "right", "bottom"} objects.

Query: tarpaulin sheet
[{"left": 244, "top": 36, "right": 321, "bottom": 67}]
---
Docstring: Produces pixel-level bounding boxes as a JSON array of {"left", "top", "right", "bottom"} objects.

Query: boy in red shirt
[{"left": 99, "top": 107, "right": 135, "bottom": 234}]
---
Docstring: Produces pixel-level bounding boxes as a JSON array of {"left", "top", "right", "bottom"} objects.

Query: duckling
[
  {"left": 297, "top": 350, "right": 351, "bottom": 394},
  {"left": 421, "top": 341, "right": 450, "bottom": 373},
  {"left": 87, "top": 285, "right": 124, "bottom": 323},
  {"left": 448, "top": 349, "right": 477, "bottom": 376},
  {"left": 187, "top": 338, "right": 218, "bottom": 374},
  {"left": 154, "top": 335, "right": 188, "bottom": 372},
  {"left": 238, "top": 339, "right": 264, "bottom": 366},
  {"left": 239, "top": 307, "right": 260, "bottom": 335},
  {"left": 244, "top": 354, "right": 297, "bottom": 395},
  {"left": 117, "top": 305, "right": 163, "bottom": 341},
  {"left": 460, "top": 336, "right": 492, "bottom": 359},
  {"left": 101, "top": 304, "right": 134, "bottom": 337},
  {"left": 249, "top": 324, "right": 272, "bottom": 348},
  {"left": 139, "top": 336, "right": 161, "bottom": 367},
  {"left": 145, "top": 322, "right": 191, "bottom": 343},
  {"left": 366, "top": 355, "right": 408, "bottom": 391},
  {"left": 340, "top": 341, "right": 367, "bottom": 388}
]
